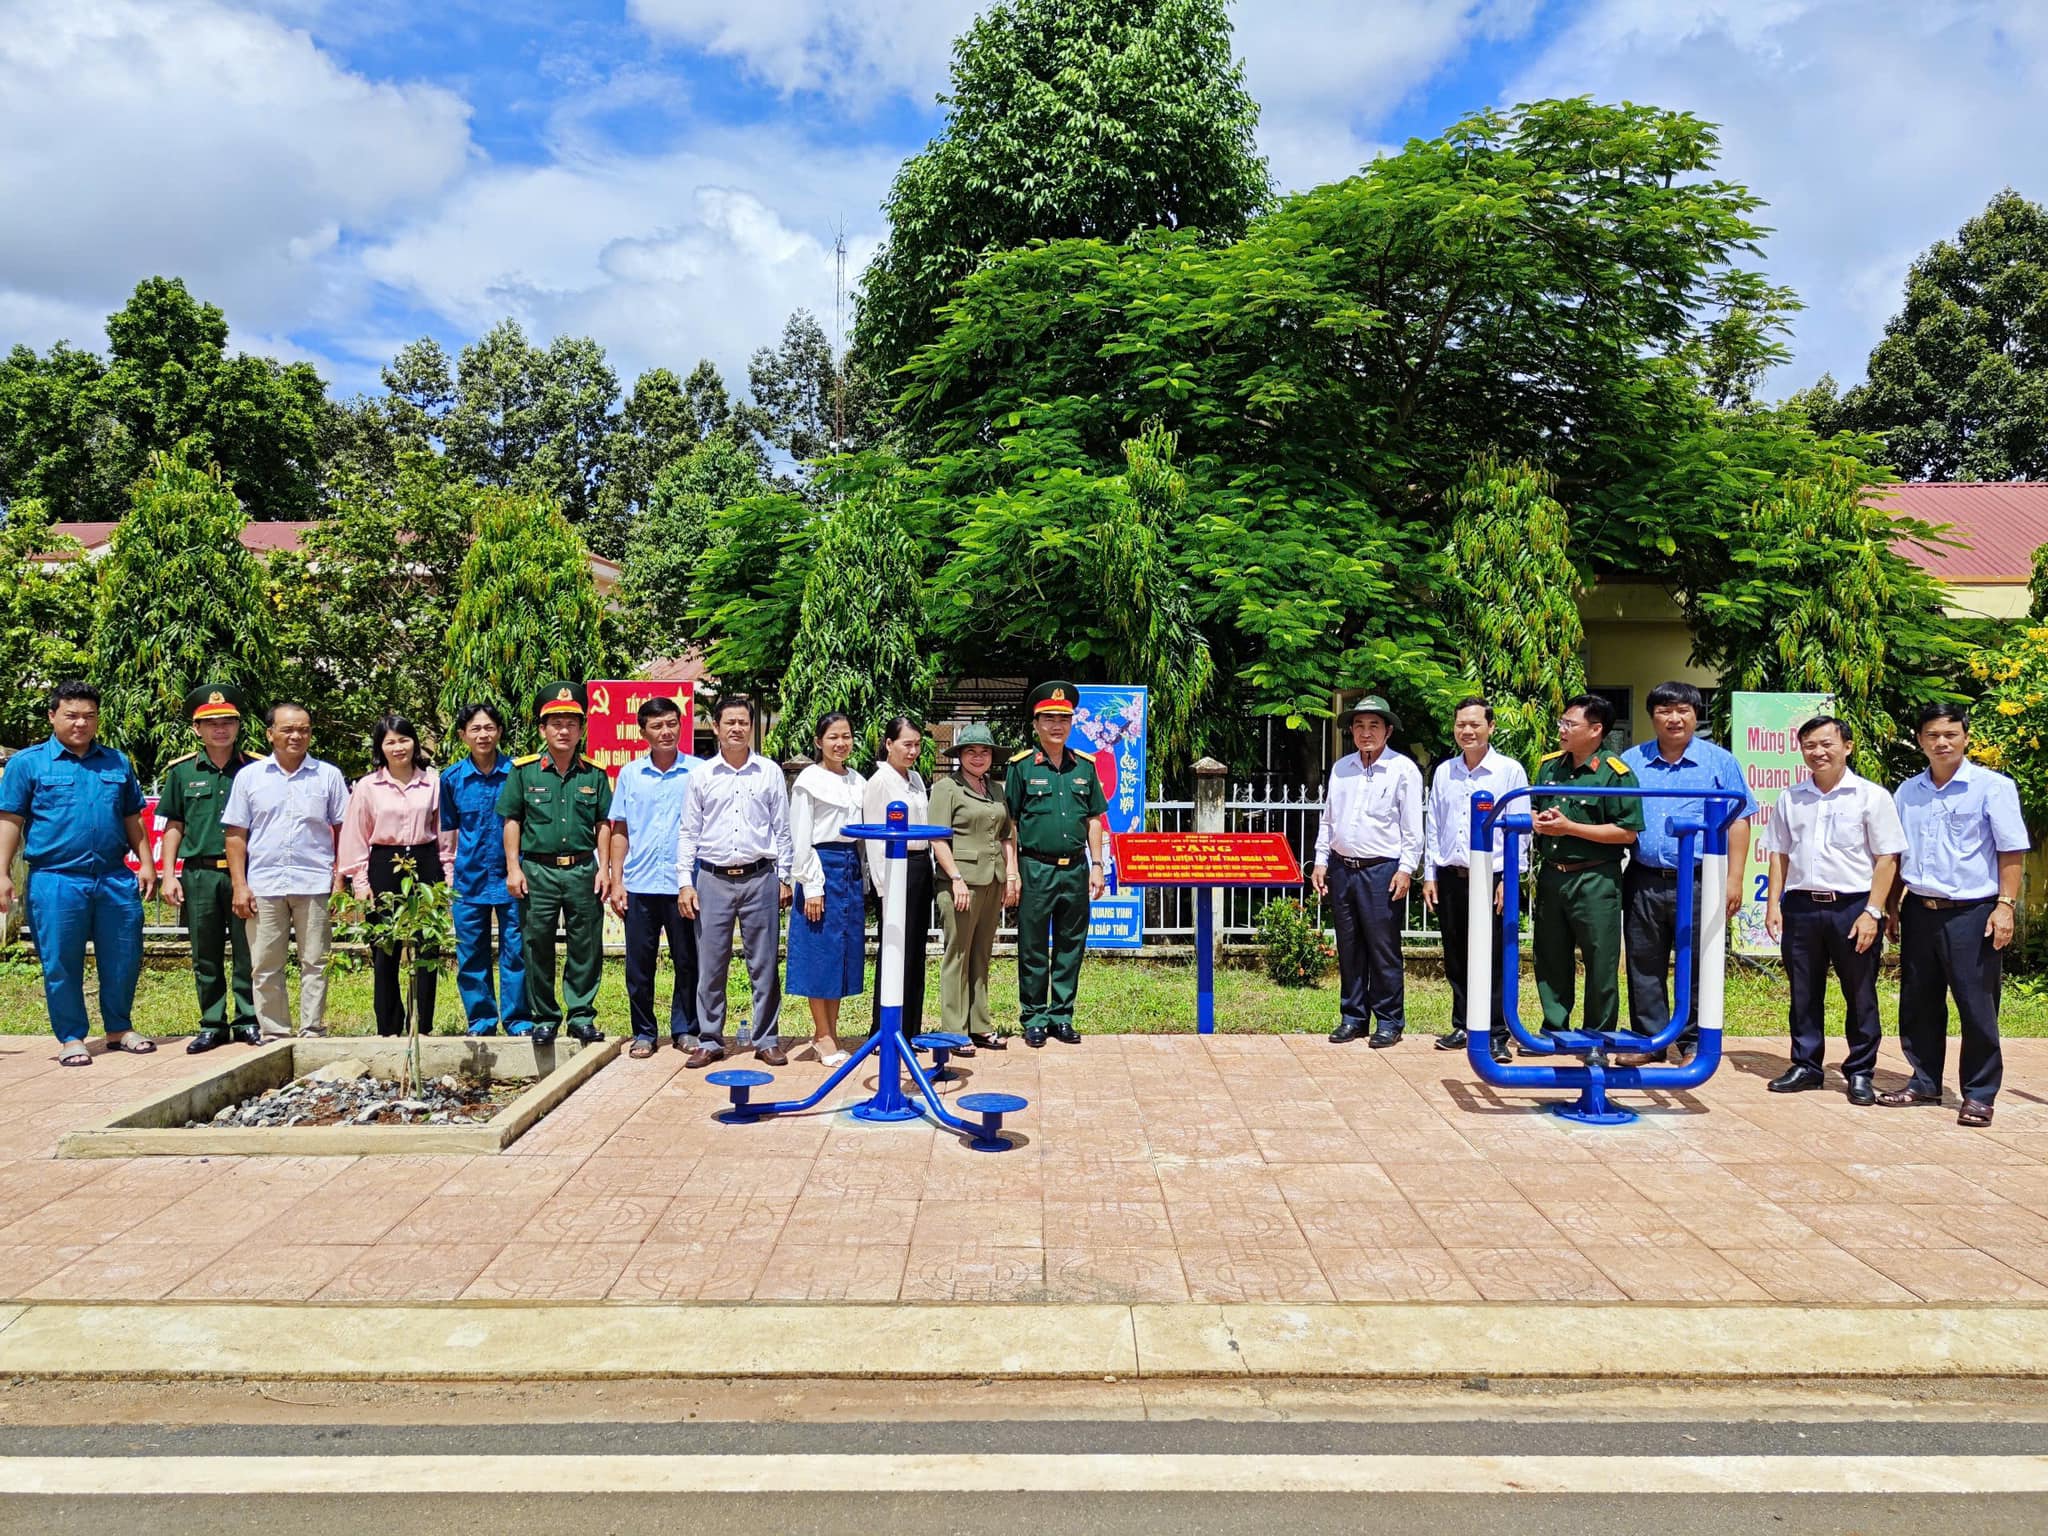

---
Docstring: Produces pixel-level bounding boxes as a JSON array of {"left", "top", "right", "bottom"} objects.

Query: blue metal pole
[{"left": 1196, "top": 892, "right": 1215, "bottom": 1035}]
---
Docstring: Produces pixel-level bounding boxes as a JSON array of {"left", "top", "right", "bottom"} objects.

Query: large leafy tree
[
  {"left": 618, "top": 434, "right": 772, "bottom": 660},
  {"left": 1445, "top": 458, "right": 1587, "bottom": 765},
  {"left": 270, "top": 454, "right": 479, "bottom": 772},
  {"left": 0, "top": 278, "right": 328, "bottom": 521},
  {"left": 0, "top": 501, "right": 95, "bottom": 749},
  {"left": 767, "top": 483, "right": 938, "bottom": 765},
  {"left": 749, "top": 309, "right": 891, "bottom": 465},
  {"left": 440, "top": 490, "right": 613, "bottom": 751},
  {"left": 855, "top": 0, "right": 1271, "bottom": 382},
  {"left": 91, "top": 443, "right": 280, "bottom": 779},
  {"left": 442, "top": 320, "right": 621, "bottom": 540},
  {"left": 1804, "top": 189, "right": 2048, "bottom": 481},
  {"left": 1690, "top": 459, "right": 1961, "bottom": 776}
]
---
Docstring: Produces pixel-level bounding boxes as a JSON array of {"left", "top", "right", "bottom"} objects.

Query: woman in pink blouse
[{"left": 338, "top": 715, "right": 458, "bottom": 1037}]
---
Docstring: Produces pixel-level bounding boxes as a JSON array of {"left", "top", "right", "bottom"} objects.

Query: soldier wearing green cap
[
  {"left": 1531, "top": 693, "right": 1643, "bottom": 1040},
  {"left": 931, "top": 722, "right": 1017, "bottom": 1051},
  {"left": 1005, "top": 683, "right": 1106, "bottom": 1047},
  {"left": 160, "top": 684, "right": 261, "bottom": 1053},
  {"left": 498, "top": 681, "right": 614, "bottom": 1044}
]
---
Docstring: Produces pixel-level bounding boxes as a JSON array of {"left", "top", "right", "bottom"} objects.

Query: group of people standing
[
  {"left": 1313, "top": 682, "right": 2028, "bottom": 1127},
  {"left": 0, "top": 675, "right": 1112, "bottom": 1066}
]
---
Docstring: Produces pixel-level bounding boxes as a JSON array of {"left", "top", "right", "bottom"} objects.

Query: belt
[
  {"left": 1020, "top": 849, "right": 1083, "bottom": 867},
  {"left": 1784, "top": 889, "right": 1869, "bottom": 905},
  {"left": 1333, "top": 854, "right": 1394, "bottom": 871},
  {"left": 699, "top": 857, "right": 773, "bottom": 878},
  {"left": 187, "top": 856, "right": 230, "bottom": 872},
  {"left": 1910, "top": 892, "right": 1994, "bottom": 910},
  {"left": 1627, "top": 864, "right": 1687, "bottom": 883},
  {"left": 541, "top": 854, "right": 594, "bottom": 869},
  {"left": 1546, "top": 858, "right": 1615, "bottom": 875}
]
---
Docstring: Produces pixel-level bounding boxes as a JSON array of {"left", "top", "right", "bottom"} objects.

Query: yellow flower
[{"left": 1998, "top": 699, "right": 2026, "bottom": 716}]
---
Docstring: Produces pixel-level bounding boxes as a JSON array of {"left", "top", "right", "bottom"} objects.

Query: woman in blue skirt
[{"left": 786, "top": 713, "right": 867, "bottom": 1064}]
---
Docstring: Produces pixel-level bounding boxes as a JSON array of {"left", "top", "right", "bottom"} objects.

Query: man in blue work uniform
[
  {"left": 0, "top": 681, "right": 159, "bottom": 1066},
  {"left": 439, "top": 702, "right": 530, "bottom": 1036},
  {"left": 1614, "top": 681, "right": 1756, "bottom": 1066}
]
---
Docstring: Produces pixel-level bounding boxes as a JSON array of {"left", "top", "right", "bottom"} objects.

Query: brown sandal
[
  {"left": 1958, "top": 1100, "right": 1995, "bottom": 1127},
  {"left": 104, "top": 1033, "right": 155, "bottom": 1054},
  {"left": 628, "top": 1038, "right": 657, "bottom": 1059}
]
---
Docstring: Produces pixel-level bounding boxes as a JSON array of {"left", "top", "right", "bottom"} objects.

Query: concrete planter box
[{"left": 55, "top": 1036, "right": 618, "bottom": 1159}]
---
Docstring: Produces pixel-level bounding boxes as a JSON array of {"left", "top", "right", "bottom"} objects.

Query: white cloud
[
  {"left": 1506, "top": 0, "right": 2048, "bottom": 388},
  {"left": 629, "top": 0, "right": 974, "bottom": 104},
  {"left": 0, "top": 0, "right": 473, "bottom": 347},
  {"left": 358, "top": 128, "right": 897, "bottom": 389}
]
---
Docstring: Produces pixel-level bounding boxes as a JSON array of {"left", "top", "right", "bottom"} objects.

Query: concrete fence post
[{"left": 1194, "top": 758, "right": 1227, "bottom": 967}]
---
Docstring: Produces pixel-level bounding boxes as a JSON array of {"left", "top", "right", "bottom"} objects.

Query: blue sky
[{"left": 2, "top": 1, "right": 2044, "bottom": 405}]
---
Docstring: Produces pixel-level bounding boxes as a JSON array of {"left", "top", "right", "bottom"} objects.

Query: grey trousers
[{"left": 694, "top": 864, "right": 781, "bottom": 1049}]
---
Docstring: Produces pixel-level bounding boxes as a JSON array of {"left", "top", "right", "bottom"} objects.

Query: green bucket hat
[
  {"left": 1339, "top": 693, "right": 1400, "bottom": 732},
  {"left": 951, "top": 722, "right": 998, "bottom": 754}
]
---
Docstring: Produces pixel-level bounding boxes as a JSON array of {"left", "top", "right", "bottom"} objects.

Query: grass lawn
[{"left": 2, "top": 949, "right": 2044, "bottom": 1043}]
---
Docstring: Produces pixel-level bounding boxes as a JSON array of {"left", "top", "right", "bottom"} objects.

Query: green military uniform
[
  {"left": 497, "top": 682, "right": 612, "bottom": 1042},
  {"left": 1006, "top": 681, "right": 1106, "bottom": 1044},
  {"left": 160, "top": 685, "right": 259, "bottom": 1050},
  {"left": 1532, "top": 748, "right": 1643, "bottom": 1035}
]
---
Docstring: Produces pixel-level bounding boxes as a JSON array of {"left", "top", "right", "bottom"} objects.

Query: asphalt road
[{"left": 7, "top": 1418, "right": 2047, "bottom": 1534}]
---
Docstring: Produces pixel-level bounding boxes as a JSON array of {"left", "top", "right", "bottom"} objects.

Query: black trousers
[
  {"left": 1781, "top": 890, "right": 1882, "bottom": 1077},
  {"left": 624, "top": 890, "right": 699, "bottom": 1041},
  {"left": 368, "top": 841, "right": 442, "bottom": 1038},
  {"left": 871, "top": 851, "right": 933, "bottom": 1036},
  {"left": 1624, "top": 864, "right": 1702, "bottom": 1049},
  {"left": 1899, "top": 895, "right": 2004, "bottom": 1103},
  {"left": 1436, "top": 867, "right": 1505, "bottom": 1042},
  {"left": 1331, "top": 857, "right": 1404, "bottom": 1032}
]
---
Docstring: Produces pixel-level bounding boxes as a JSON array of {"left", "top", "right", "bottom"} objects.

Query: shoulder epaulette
[
  {"left": 1608, "top": 756, "right": 1634, "bottom": 775},
  {"left": 164, "top": 751, "right": 197, "bottom": 768},
  {"left": 1009, "top": 748, "right": 1034, "bottom": 764},
  {"left": 513, "top": 753, "right": 542, "bottom": 767},
  {"left": 1539, "top": 749, "right": 1566, "bottom": 762},
  {"left": 581, "top": 755, "right": 604, "bottom": 770}
]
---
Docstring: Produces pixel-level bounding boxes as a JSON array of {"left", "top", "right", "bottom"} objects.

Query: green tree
[
  {"left": 380, "top": 338, "right": 458, "bottom": 455},
  {"left": 618, "top": 434, "right": 772, "bottom": 660},
  {"left": 91, "top": 443, "right": 280, "bottom": 780},
  {"left": 748, "top": 309, "right": 892, "bottom": 464},
  {"left": 856, "top": 0, "right": 1271, "bottom": 382},
  {"left": 442, "top": 320, "right": 621, "bottom": 536},
  {"left": 1690, "top": 459, "right": 1961, "bottom": 775},
  {"left": 1824, "top": 190, "right": 2048, "bottom": 481},
  {"left": 440, "top": 490, "right": 613, "bottom": 750},
  {"left": 0, "top": 278, "right": 328, "bottom": 521},
  {"left": 767, "top": 484, "right": 937, "bottom": 765},
  {"left": 270, "top": 454, "right": 479, "bottom": 772},
  {"left": 685, "top": 490, "right": 815, "bottom": 704},
  {"left": 1444, "top": 457, "right": 1587, "bottom": 764},
  {"left": 0, "top": 501, "right": 96, "bottom": 749}
]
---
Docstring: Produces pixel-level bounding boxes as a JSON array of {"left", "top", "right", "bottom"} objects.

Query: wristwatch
[
  {"left": 1863, "top": 905, "right": 1885, "bottom": 921},
  {"left": 1998, "top": 896, "right": 2019, "bottom": 909}
]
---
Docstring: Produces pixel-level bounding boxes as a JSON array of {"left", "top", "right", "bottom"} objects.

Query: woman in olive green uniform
[{"left": 929, "top": 723, "right": 1017, "bottom": 1052}]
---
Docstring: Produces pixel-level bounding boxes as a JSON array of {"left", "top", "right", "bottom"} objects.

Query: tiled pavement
[{"left": 2, "top": 1030, "right": 2047, "bottom": 1307}]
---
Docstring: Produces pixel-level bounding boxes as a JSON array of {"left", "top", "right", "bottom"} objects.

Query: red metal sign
[
  {"left": 583, "top": 680, "right": 695, "bottom": 783},
  {"left": 1111, "top": 831, "right": 1303, "bottom": 887}
]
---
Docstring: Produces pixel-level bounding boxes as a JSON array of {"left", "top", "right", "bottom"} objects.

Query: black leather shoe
[
  {"left": 1490, "top": 1040, "right": 1512, "bottom": 1065},
  {"left": 1768, "top": 1066, "right": 1825, "bottom": 1094},
  {"left": 1846, "top": 1073, "right": 1875, "bottom": 1106},
  {"left": 566, "top": 1022, "right": 601, "bottom": 1044},
  {"left": 1049, "top": 1022, "right": 1081, "bottom": 1045},
  {"left": 1436, "top": 1028, "right": 1468, "bottom": 1051},
  {"left": 1023, "top": 1027, "right": 1048, "bottom": 1048},
  {"left": 186, "top": 1028, "right": 227, "bottom": 1055},
  {"left": 970, "top": 1032, "right": 1006, "bottom": 1051},
  {"left": 1328, "top": 1020, "right": 1372, "bottom": 1044},
  {"left": 530, "top": 1025, "right": 558, "bottom": 1046},
  {"left": 1367, "top": 1029, "right": 1402, "bottom": 1049},
  {"left": 230, "top": 1024, "right": 262, "bottom": 1047}
]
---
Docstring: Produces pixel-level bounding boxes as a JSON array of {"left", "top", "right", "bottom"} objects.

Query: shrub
[{"left": 1256, "top": 897, "right": 1333, "bottom": 988}]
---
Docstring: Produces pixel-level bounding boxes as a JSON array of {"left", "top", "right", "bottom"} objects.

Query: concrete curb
[{"left": 3, "top": 1301, "right": 2047, "bottom": 1381}]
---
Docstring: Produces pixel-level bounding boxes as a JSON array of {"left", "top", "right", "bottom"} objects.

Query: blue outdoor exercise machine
[
  {"left": 1462, "top": 784, "right": 1750, "bottom": 1125},
  {"left": 705, "top": 800, "right": 1029, "bottom": 1152}
]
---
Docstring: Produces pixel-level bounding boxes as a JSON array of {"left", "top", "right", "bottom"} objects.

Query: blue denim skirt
[{"left": 786, "top": 842, "right": 866, "bottom": 999}]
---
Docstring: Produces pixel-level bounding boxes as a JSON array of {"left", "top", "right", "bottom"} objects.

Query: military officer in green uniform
[
  {"left": 160, "top": 684, "right": 261, "bottom": 1053},
  {"left": 498, "top": 681, "right": 614, "bottom": 1045},
  {"left": 1005, "top": 681, "right": 1107, "bottom": 1048},
  {"left": 1531, "top": 693, "right": 1643, "bottom": 1039}
]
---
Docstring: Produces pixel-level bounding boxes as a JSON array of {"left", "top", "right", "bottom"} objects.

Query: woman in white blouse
[
  {"left": 785, "top": 713, "right": 867, "bottom": 1064},
  {"left": 863, "top": 716, "right": 933, "bottom": 1037}
]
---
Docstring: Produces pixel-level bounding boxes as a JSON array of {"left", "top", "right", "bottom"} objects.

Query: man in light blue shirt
[
  {"left": 1883, "top": 703, "right": 2029, "bottom": 1126},
  {"left": 606, "top": 694, "right": 700, "bottom": 1058},
  {"left": 1616, "top": 681, "right": 1757, "bottom": 1065}
]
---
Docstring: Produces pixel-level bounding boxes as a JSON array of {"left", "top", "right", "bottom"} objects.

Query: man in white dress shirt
[
  {"left": 1312, "top": 694, "right": 1425, "bottom": 1047},
  {"left": 1761, "top": 716, "right": 1904, "bottom": 1106},
  {"left": 1423, "top": 697, "right": 1529, "bottom": 1062},
  {"left": 676, "top": 695, "right": 793, "bottom": 1068}
]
